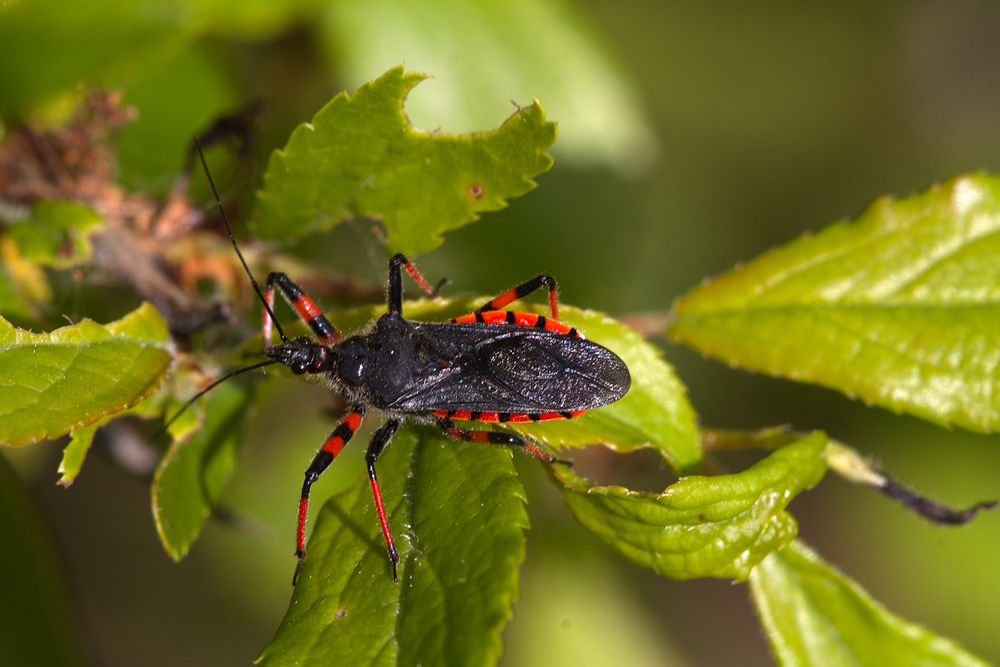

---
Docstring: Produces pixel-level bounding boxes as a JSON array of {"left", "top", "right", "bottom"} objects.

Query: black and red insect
[{"left": 194, "top": 144, "right": 631, "bottom": 583}]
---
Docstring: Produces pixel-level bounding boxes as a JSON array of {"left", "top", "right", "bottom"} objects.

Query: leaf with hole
[{"left": 254, "top": 66, "right": 557, "bottom": 255}]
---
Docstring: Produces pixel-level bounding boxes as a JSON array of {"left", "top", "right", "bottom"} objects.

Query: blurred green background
[{"left": 2, "top": 0, "right": 999, "bottom": 665}]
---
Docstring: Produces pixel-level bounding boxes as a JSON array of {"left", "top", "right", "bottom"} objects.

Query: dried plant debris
[{"left": 0, "top": 91, "right": 229, "bottom": 337}]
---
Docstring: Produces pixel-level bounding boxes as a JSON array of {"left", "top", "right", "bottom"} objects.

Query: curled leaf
[{"left": 550, "top": 432, "right": 827, "bottom": 580}]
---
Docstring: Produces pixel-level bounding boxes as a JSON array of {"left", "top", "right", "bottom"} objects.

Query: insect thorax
[{"left": 336, "top": 314, "right": 450, "bottom": 410}]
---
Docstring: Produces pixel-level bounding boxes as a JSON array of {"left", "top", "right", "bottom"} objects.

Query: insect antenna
[
  {"left": 149, "top": 140, "right": 288, "bottom": 441},
  {"left": 193, "top": 137, "right": 289, "bottom": 344},
  {"left": 152, "top": 359, "right": 278, "bottom": 441}
]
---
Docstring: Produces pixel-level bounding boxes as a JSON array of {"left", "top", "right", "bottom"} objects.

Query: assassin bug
[{"left": 192, "top": 142, "right": 631, "bottom": 583}]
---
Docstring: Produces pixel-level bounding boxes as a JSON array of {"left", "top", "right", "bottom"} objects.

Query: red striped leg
[
  {"left": 436, "top": 417, "right": 559, "bottom": 463},
  {"left": 387, "top": 253, "right": 447, "bottom": 315},
  {"left": 365, "top": 419, "right": 401, "bottom": 580},
  {"left": 262, "top": 283, "right": 277, "bottom": 346},
  {"left": 474, "top": 274, "right": 558, "bottom": 319},
  {"left": 451, "top": 310, "right": 585, "bottom": 339},
  {"left": 266, "top": 272, "right": 340, "bottom": 346},
  {"left": 294, "top": 408, "right": 364, "bottom": 584}
]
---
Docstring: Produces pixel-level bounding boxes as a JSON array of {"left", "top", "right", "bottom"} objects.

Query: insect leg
[
  {"left": 365, "top": 419, "right": 402, "bottom": 580},
  {"left": 265, "top": 272, "right": 340, "bottom": 346},
  {"left": 473, "top": 274, "right": 559, "bottom": 319},
  {"left": 436, "top": 417, "right": 561, "bottom": 463},
  {"left": 294, "top": 407, "right": 364, "bottom": 584},
  {"left": 387, "top": 253, "right": 447, "bottom": 315}
]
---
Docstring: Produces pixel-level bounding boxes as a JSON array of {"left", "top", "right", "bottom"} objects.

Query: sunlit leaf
[
  {"left": 551, "top": 432, "right": 827, "bottom": 580},
  {"left": 257, "top": 429, "right": 527, "bottom": 666},
  {"left": 750, "top": 540, "right": 991, "bottom": 667},
  {"left": 56, "top": 371, "right": 201, "bottom": 486},
  {"left": 670, "top": 174, "right": 1000, "bottom": 433},
  {"left": 0, "top": 303, "right": 172, "bottom": 446},
  {"left": 254, "top": 66, "right": 557, "bottom": 255}
]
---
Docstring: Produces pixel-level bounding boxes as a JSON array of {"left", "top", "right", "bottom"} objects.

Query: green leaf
[
  {"left": 308, "top": 296, "right": 701, "bottom": 471},
  {"left": 322, "top": 0, "right": 657, "bottom": 176},
  {"left": 0, "top": 0, "right": 196, "bottom": 115},
  {"left": 257, "top": 428, "right": 527, "bottom": 667},
  {"left": 0, "top": 456, "right": 86, "bottom": 666},
  {"left": 670, "top": 173, "right": 1000, "bottom": 433},
  {"left": 8, "top": 200, "right": 102, "bottom": 267},
  {"left": 56, "top": 378, "right": 196, "bottom": 486},
  {"left": 152, "top": 375, "right": 255, "bottom": 560},
  {"left": 750, "top": 540, "right": 991, "bottom": 667},
  {"left": 550, "top": 431, "right": 827, "bottom": 580},
  {"left": 0, "top": 302, "right": 172, "bottom": 446},
  {"left": 253, "top": 66, "right": 557, "bottom": 255}
]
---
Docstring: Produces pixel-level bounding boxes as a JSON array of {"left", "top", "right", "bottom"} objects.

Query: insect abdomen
[{"left": 430, "top": 409, "right": 589, "bottom": 423}]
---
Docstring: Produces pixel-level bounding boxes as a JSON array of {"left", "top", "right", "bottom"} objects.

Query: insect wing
[{"left": 398, "top": 322, "right": 631, "bottom": 413}]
